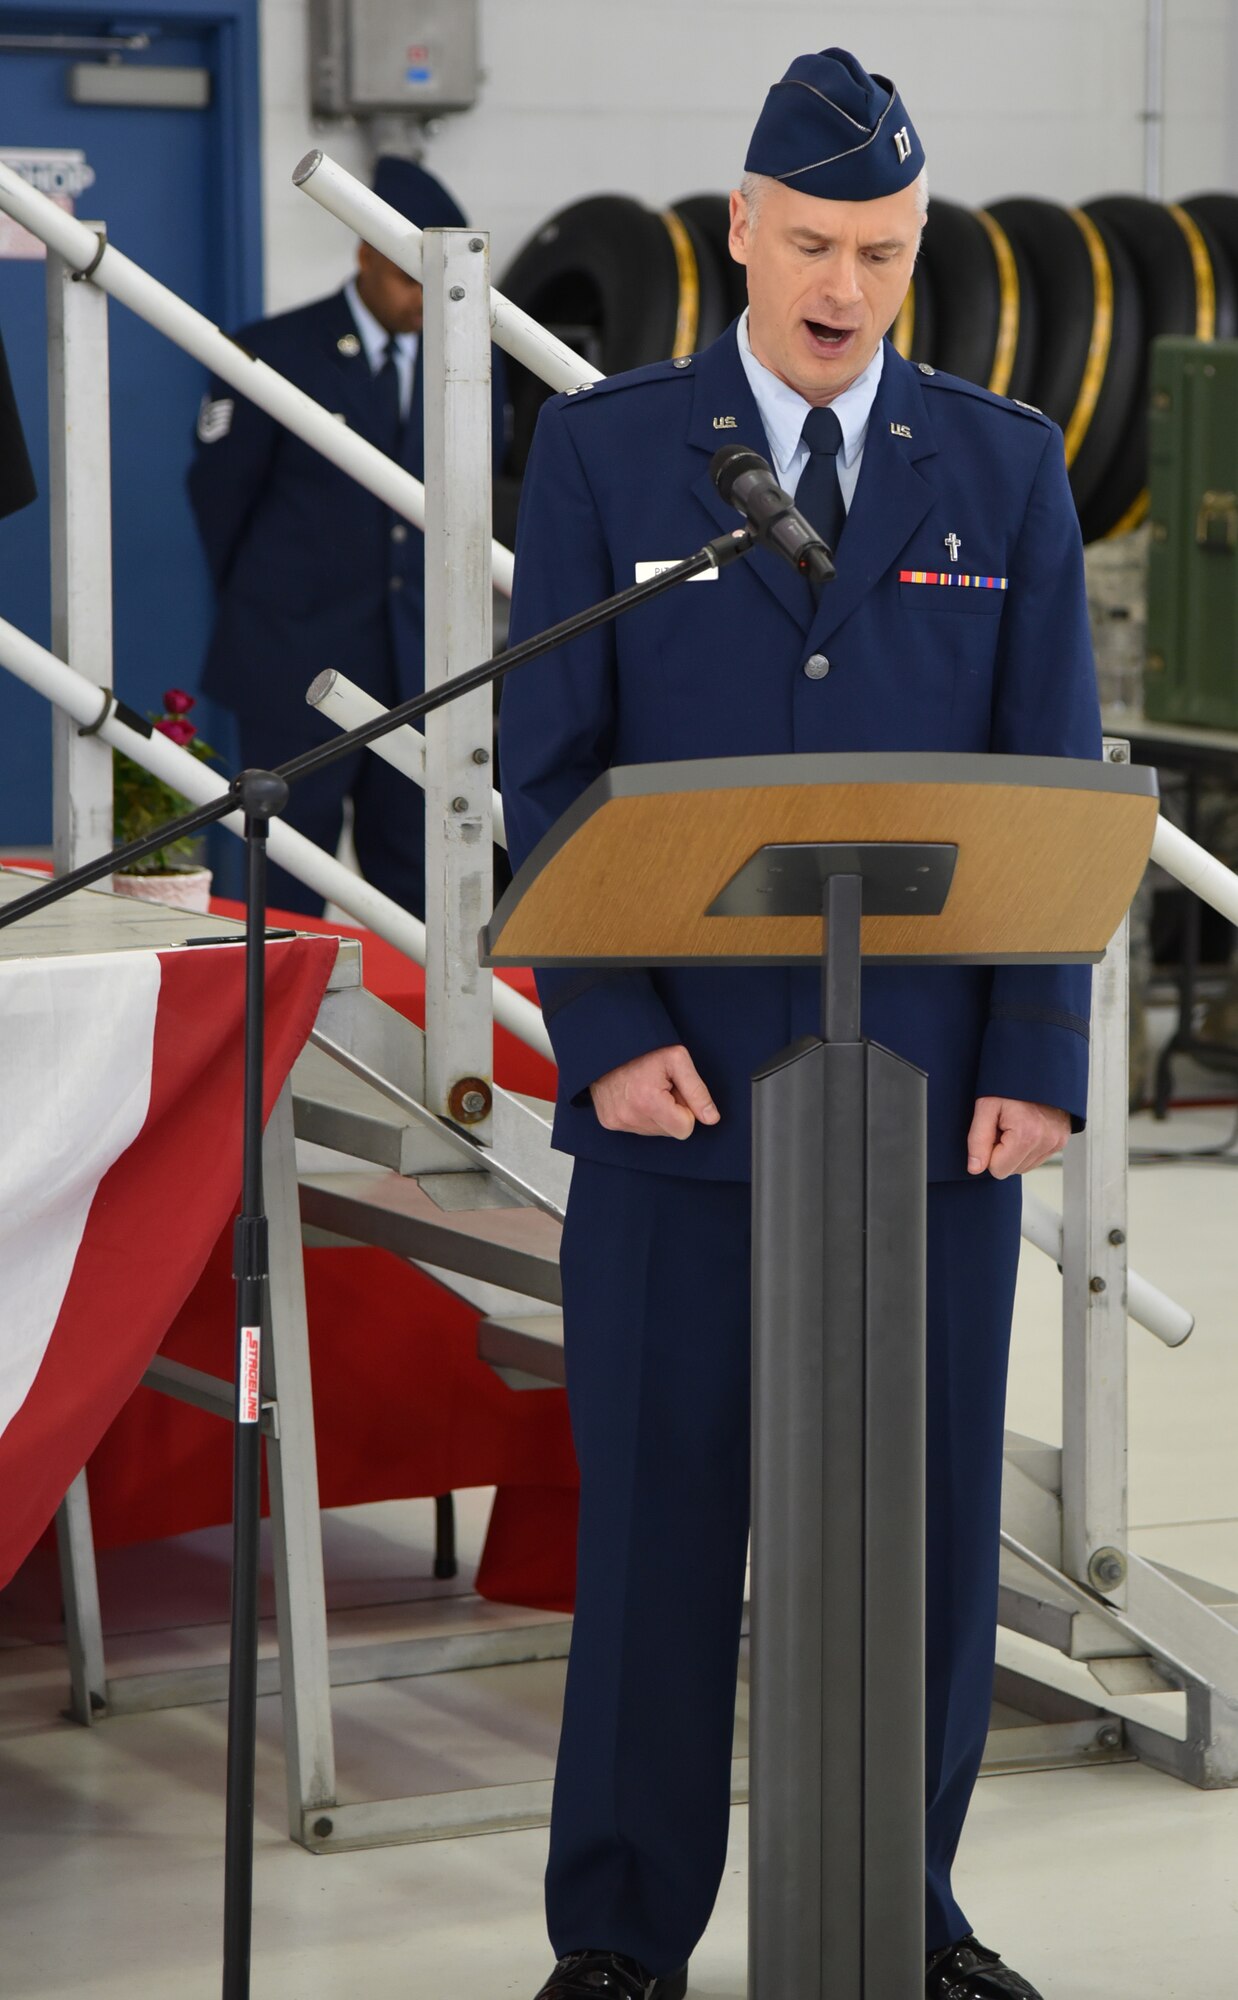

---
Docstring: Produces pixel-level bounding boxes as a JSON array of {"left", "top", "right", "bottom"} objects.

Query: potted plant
[{"left": 112, "top": 689, "right": 218, "bottom": 912}]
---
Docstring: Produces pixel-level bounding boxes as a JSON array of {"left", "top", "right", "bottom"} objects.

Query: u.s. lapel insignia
[
  {"left": 944, "top": 532, "right": 962, "bottom": 563},
  {"left": 890, "top": 421, "right": 912, "bottom": 439},
  {"left": 337, "top": 333, "right": 362, "bottom": 357},
  {"left": 713, "top": 415, "right": 738, "bottom": 429}
]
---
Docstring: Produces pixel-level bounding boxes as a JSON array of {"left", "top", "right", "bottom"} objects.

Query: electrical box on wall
[{"left": 310, "top": 0, "right": 479, "bottom": 117}]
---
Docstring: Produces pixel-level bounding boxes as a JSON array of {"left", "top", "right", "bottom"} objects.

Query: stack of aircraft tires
[{"left": 496, "top": 190, "right": 1238, "bottom": 545}]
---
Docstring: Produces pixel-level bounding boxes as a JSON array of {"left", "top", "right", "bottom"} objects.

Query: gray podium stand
[{"left": 482, "top": 751, "right": 1158, "bottom": 1999}]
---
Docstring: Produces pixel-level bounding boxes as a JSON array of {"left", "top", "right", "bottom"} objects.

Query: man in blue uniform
[
  {"left": 187, "top": 157, "right": 507, "bottom": 917},
  {"left": 501, "top": 48, "right": 1100, "bottom": 2000}
]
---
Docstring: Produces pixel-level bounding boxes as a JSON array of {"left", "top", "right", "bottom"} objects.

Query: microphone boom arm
[{"left": 0, "top": 525, "right": 759, "bottom": 930}]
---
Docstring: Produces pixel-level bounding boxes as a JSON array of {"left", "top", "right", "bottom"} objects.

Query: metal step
[
  {"left": 998, "top": 1546, "right": 1146, "bottom": 1661},
  {"left": 308, "top": 986, "right": 570, "bottom": 1217},
  {"left": 478, "top": 1310, "right": 565, "bottom": 1389},
  {"left": 299, "top": 1169, "right": 562, "bottom": 1301},
  {"left": 292, "top": 1043, "right": 470, "bottom": 1175},
  {"left": 981, "top": 1666, "right": 1135, "bottom": 1776}
]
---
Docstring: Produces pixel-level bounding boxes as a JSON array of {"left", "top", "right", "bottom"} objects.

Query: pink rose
[
  {"left": 163, "top": 689, "right": 194, "bottom": 715},
  {"left": 156, "top": 717, "right": 196, "bottom": 746}
]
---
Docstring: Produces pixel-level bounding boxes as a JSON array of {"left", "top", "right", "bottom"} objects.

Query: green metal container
[{"left": 1145, "top": 336, "right": 1238, "bottom": 728}]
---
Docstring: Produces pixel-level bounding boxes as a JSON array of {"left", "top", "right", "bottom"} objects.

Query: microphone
[{"left": 710, "top": 444, "right": 836, "bottom": 590}]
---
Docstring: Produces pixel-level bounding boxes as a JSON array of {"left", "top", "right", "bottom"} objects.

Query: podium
[{"left": 482, "top": 751, "right": 1158, "bottom": 1999}]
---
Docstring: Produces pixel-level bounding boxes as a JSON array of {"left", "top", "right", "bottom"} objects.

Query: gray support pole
[
  {"left": 47, "top": 241, "right": 114, "bottom": 874},
  {"left": 55, "top": 1470, "right": 108, "bottom": 1723},
  {"left": 262, "top": 1082, "right": 338, "bottom": 1840},
  {"left": 750, "top": 1032, "right": 925, "bottom": 1997},
  {"left": 421, "top": 227, "right": 495, "bottom": 1140},
  {"left": 48, "top": 240, "right": 115, "bottom": 1727},
  {"left": 1143, "top": 0, "right": 1165, "bottom": 200},
  {"left": 1061, "top": 738, "right": 1132, "bottom": 1604}
]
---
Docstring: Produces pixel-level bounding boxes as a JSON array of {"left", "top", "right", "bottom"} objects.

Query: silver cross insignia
[
  {"left": 944, "top": 533, "right": 962, "bottom": 563},
  {"left": 713, "top": 415, "right": 738, "bottom": 429}
]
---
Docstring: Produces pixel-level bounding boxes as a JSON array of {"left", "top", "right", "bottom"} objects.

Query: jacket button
[
  {"left": 391, "top": 523, "right": 408, "bottom": 543},
  {"left": 389, "top": 575, "right": 404, "bottom": 592},
  {"left": 803, "top": 653, "right": 830, "bottom": 679}
]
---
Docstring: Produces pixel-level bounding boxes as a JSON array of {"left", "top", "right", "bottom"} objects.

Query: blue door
[{"left": 0, "top": 2, "right": 260, "bottom": 848}]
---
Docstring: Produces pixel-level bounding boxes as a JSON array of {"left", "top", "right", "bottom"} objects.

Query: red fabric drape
[{"left": 28, "top": 901, "right": 579, "bottom": 1612}]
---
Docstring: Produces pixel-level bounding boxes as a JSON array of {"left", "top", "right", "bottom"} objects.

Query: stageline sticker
[{"left": 239, "top": 1326, "right": 261, "bottom": 1424}]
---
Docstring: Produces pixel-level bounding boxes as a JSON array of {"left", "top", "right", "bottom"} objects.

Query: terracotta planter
[{"left": 112, "top": 867, "right": 213, "bottom": 914}]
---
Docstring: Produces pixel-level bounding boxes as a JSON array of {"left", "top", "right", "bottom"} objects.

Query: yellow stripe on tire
[
  {"left": 1063, "top": 207, "right": 1114, "bottom": 468},
  {"left": 660, "top": 208, "right": 700, "bottom": 359},
  {"left": 1167, "top": 202, "right": 1217, "bottom": 340},
  {"left": 1107, "top": 204, "right": 1217, "bottom": 539},
  {"left": 976, "top": 209, "right": 1020, "bottom": 398},
  {"left": 891, "top": 276, "right": 915, "bottom": 359},
  {"left": 1105, "top": 489, "right": 1151, "bottom": 537}
]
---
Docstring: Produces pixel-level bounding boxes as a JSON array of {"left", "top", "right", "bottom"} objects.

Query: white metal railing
[
  {"left": 0, "top": 612, "right": 550, "bottom": 1056},
  {"left": 0, "top": 159, "right": 516, "bottom": 595},
  {"left": 293, "top": 150, "right": 603, "bottom": 399},
  {"left": 307, "top": 670, "right": 507, "bottom": 847},
  {"left": 0, "top": 159, "right": 548, "bottom": 1059},
  {"left": 1152, "top": 813, "right": 1238, "bottom": 928},
  {"left": 1021, "top": 1188, "right": 1192, "bottom": 1348}
]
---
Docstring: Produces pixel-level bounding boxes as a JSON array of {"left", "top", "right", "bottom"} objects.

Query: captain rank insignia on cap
[
  {"left": 745, "top": 46, "right": 924, "bottom": 202},
  {"left": 337, "top": 333, "right": 362, "bottom": 357}
]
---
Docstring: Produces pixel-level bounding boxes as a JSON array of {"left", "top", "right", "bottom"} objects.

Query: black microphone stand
[{"left": 0, "top": 522, "right": 756, "bottom": 2000}]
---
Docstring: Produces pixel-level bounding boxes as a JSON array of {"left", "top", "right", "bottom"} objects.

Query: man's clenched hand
[
  {"left": 967, "top": 1097, "right": 1070, "bottom": 1179},
  {"left": 590, "top": 1046, "right": 721, "bottom": 1141}
]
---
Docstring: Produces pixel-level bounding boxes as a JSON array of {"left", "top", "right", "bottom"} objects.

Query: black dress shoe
[
  {"left": 926, "top": 1935, "right": 1043, "bottom": 1999},
  {"left": 533, "top": 1952, "right": 689, "bottom": 1999}
]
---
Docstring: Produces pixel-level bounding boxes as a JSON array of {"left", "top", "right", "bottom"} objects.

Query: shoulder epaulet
[
  {"left": 555, "top": 355, "right": 696, "bottom": 411},
  {"left": 913, "top": 362, "right": 1051, "bottom": 427}
]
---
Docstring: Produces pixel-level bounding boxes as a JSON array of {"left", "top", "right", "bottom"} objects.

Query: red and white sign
[
  {"left": 0, "top": 933, "right": 336, "bottom": 1586},
  {"left": 0, "top": 150, "right": 96, "bottom": 261}
]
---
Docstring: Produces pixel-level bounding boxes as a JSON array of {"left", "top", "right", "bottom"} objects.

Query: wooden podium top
[{"left": 482, "top": 753, "right": 1158, "bottom": 967}]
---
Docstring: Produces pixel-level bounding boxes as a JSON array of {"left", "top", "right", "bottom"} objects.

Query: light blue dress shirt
[
  {"left": 736, "top": 308, "right": 884, "bottom": 512},
  {"left": 344, "top": 278, "right": 418, "bottom": 422}
]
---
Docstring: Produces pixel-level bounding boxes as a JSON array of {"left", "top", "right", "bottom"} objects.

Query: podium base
[{"left": 750, "top": 1032, "right": 926, "bottom": 1998}]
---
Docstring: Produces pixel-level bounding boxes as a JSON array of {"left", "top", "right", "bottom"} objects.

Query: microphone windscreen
[{"left": 710, "top": 443, "right": 770, "bottom": 505}]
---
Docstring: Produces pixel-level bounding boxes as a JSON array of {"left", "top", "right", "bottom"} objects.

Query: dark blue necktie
[
  {"left": 796, "top": 404, "right": 846, "bottom": 555},
  {"left": 374, "top": 335, "right": 403, "bottom": 453}
]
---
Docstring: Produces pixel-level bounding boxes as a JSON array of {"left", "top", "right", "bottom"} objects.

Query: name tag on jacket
[{"left": 634, "top": 561, "right": 718, "bottom": 583}]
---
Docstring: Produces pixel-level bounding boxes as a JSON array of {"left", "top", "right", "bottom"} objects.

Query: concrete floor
[{"left": 1, "top": 1093, "right": 1235, "bottom": 1998}]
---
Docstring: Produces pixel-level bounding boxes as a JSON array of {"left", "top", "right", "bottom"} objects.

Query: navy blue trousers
[{"left": 549, "top": 1159, "right": 1023, "bottom": 1974}]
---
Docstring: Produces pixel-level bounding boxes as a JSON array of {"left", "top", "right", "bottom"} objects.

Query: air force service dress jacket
[
  {"left": 499, "top": 325, "right": 1104, "bottom": 1184},
  {"left": 188, "top": 290, "right": 508, "bottom": 721}
]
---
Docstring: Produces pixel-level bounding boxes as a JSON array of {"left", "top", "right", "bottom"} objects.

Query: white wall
[{"left": 260, "top": 0, "right": 1238, "bottom": 315}]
